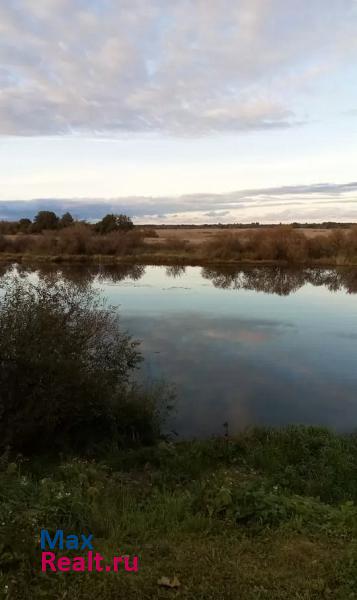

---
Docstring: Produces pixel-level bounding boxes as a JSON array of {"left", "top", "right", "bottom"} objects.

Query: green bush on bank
[{"left": 0, "top": 277, "right": 168, "bottom": 456}]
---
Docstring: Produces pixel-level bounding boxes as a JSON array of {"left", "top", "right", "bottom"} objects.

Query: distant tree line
[
  {"left": 1, "top": 214, "right": 355, "bottom": 236},
  {"left": 0, "top": 211, "right": 134, "bottom": 235},
  {"left": 139, "top": 222, "right": 355, "bottom": 229}
]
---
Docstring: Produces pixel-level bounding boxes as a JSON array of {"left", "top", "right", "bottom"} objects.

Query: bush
[
  {"left": 0, "top": 234, "right": 7, "bottom": 252},
  {"left": 94, "top": 230, "right": 145, "bottom": 255},
  {"left": 346, "top": 226, "right": 357, "bottom": 258},
  {"left": 0, "top": 277, "right": 154, "bottom": 455},
  {"left": 203, "top": 233, "right": 242, "bottom": 259},
  {"left": 306, "top": 234, "right": 334, "bottom": 259},
  {"left": 246, "top": 227, "right": 308, "bottom": 262},
  {"left": 10, "top": 235, "right": 33, "bottom": 254},
  {"left": 57, "top": 223, "right": 93, "bottom": 254},
  {"left": 96, "top": 213, "right": 134, "bottom": 234},
  {"left": 239, "top": 426, "right": 357, "bottom": 503}
]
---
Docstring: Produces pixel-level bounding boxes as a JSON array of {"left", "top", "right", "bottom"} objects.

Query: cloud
[
  {"left": 204, "top": 210, "right": 230, "bottom": 218},
  {"left": 0, "top": 181, "right": 356, "bottom": 223},
  {"left": 0, "top": 1, "right": 356, "bottom": 136}
]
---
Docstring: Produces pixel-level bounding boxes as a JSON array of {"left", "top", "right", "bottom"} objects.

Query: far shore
[
  {"left": 1, "top": 224, "right": 357, "bottom": 267},
  {"left": 1, "top": 251, "right": 357, "bottom": 268}
]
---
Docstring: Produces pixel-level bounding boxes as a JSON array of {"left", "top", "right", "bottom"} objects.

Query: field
[{"left": 149, "top": 227, "right": 336, "bottom": 245}]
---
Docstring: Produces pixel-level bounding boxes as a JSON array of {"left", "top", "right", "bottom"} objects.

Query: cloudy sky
[{"left": 0, "top": 0, "right": 356, "bottom": 223}]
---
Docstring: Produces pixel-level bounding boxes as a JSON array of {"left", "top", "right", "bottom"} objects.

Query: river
[{"left": 2, "top": 263, "right": 357, "bottom": 438}]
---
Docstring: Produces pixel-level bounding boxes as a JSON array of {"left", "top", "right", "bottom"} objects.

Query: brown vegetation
[
  {"left": 0, "top": 224, "right": 357, "bottom": 265},
  {"left": 200, "top": 225, "right": 357, "bottom": 265}
]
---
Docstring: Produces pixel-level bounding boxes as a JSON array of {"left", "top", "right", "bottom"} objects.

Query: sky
[{"left": 0, "top": 0, "right": 356, "bottom": 223}]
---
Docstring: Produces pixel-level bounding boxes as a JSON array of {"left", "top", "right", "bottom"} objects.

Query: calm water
[{"left": 3, "top": 263, "right": 357, "bottom": 437}]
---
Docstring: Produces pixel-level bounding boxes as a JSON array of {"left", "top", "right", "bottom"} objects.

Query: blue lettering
[
  {"left": 40, "top": 530, "right": 63, "bottom": 550},
  {"left": 80, "top": 534, "right": 94, "bottom": 550}
]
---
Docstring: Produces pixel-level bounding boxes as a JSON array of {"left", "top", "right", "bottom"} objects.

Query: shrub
[
  {"left": 57, "top": 223, "right": 93, "bottom": 254},
  {"left": 247, "top": 227, "right": 308, "bottom": 262},
  {"left": 346, "top": 226, "right": 357, "bottom": 258},
  {"left": 96, "top": 214, "right": 134, "bottom": 234},
  {"left": 239, "top": 426, "right": 357, "bottom": 503},
  {"left": 306, "top": 234, "right": 334, "bottom": 259},
  {"left": 0, "top": 234, "right": 7, "bottom": 252},
  {"left": 10, "top": 235, "right": 33, "bottom": 254},
  {"left": 86, "top": 230, "right": 145, "bottom": 255},
  {"left": 203, "top": 233, "right": 242, "bottom": 259},
  {"left": 18, "top": 218, "right": 32, "bottom": 233},
  {"left": 0, "top": 277, "right": 148, "bottom": 455},
  {"left": 24, "top": 232, "right": 57, "bottom": 255}
]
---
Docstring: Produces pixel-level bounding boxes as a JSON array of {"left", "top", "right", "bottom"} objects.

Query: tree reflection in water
[
  {"left": 201, "top": 266, "right": 357, "bottom": 296},
  {"left": 1, "top": 262, "right": 357, "bottom": 296}
]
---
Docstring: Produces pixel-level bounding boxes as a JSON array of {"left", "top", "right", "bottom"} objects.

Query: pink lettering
[
  {"left": 113, "top": 556, "right": 123, "bottom": 572},
  {"left": 123, "top": 556, "right": 139, "bottom": 572},
  {"left": 57, "top": 557, "right": 71, "bottom": 572},
  {"left": 72, "top": 557, "right": 86, "bottom": 572},
  {"left": 41, "top": 552, "right": 57, "bottom": 572}
]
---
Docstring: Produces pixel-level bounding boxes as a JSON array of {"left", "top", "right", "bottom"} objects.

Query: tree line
[{"left": 0, "top": 211, "right": 134, "bottom": 235}]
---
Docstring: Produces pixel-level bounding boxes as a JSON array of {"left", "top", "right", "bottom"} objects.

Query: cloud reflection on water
[{"left": 1, "top": 263, "right": 356, "bottom": 437}]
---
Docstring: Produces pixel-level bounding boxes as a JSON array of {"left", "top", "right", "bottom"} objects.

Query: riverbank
[
  {"left": 2, "top": 426, "right": 356, "bottom": 599},
  {"left": 1, "top": 251, "right": 357, "bottom": 268},
  {"left": 1, "top": 224, "right": 357, "bottom": 267}
]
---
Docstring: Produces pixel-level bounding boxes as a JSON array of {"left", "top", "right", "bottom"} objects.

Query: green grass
[{"left": 1, "top": 426, "right": 357, "bottom": 599}]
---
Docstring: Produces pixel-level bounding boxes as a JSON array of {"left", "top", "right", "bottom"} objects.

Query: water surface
[{"left": 3, "top": 263, "right": 357, "bottom": 437}]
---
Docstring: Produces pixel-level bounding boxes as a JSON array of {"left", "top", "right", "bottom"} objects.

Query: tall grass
[
  {"left": 202, "top": 225, "right": 357, "bottom": 264},
  {"left": 1, "top": 224, "right": 357, "bottom": 264},
  {"left": 1, "top": 426, "right": 357, "bottom": 599}
]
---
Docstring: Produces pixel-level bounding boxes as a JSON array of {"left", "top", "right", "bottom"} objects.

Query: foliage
[
  {"left": 32, "top": 211, "right": 59, "bottom": 232},
  {"left": 18, "top": 219, "right": 32, "bottom": 233},
  {"left": 59, "top": 212, "right": 74, "bottom": 228},
  {"left": 96, "top": 214, "right": 134, "bottom": 234},
  {"left": 0, "top": 277, "right": 157, "bottom": 454},
  {"left": 0, "top": 427, "right": 356, "bottom": 599},
  {"left": 202, "top": 226, "right": 357, "bottom": 264},
  {"left": 0, "top": 221, "right": 357, "bottom": 264},
  {"left": 238, "top": 426, "right": 357, "bottom": 503}
]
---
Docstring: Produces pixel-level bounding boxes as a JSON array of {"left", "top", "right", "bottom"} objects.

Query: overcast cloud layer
[
  {"left": 1, "top": 182, "right": 356, "bottom": 224},
  {"left": 0, "top": 0, "right": 357, "bottom": 136}
]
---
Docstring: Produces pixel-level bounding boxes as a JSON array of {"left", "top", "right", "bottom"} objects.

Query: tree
[
  {"left": 32, "top": 211, "right": 59, "bottom": 232},
  {"left": 116, "top": 214, "right": 134, "bottom": 230},
  {"left": 18, "top": 218, "right": 32, "bottom": 233},
  {"left": 96, "top": 213, "right": 134, "bottom": 234},
  {"left": 60, "top": 212, "right": 74, "bottom": 228},
  {"left": 0, "top": 277, "right": 142, "bottom": 454}
]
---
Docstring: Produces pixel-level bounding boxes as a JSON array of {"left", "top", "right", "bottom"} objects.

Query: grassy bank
[
  {"left": 1, "top": 426, "right": 357, "bottom": 599},
  {"left": 1, "top": 252, "right": 357, "bottom": 268}
]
